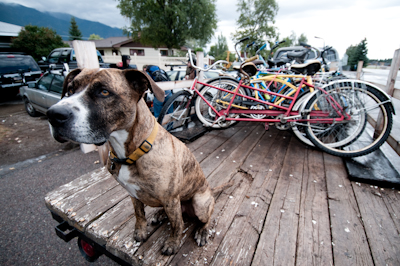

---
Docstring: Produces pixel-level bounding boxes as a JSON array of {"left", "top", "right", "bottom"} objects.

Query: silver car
[{"left": 19, "top": 71, "right": 64, "bottom": 117}]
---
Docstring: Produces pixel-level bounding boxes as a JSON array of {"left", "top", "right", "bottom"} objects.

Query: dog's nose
[{"left": 47, "top": 105, "right": 72, "bottom": 126}]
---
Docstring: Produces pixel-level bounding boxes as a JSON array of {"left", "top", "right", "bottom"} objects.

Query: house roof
[
  {"left": 92, "top": 37, "right": 130, "bottom": 48},
  {"left": 66, "top": 36, "right": 189, "bottom": 51},
  {"left": 0, "top": 21, "right": 23, "bottom": 37}
]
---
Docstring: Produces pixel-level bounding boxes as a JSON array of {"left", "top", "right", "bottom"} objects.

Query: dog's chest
[{"left": 116, "top": 165, "right": 140, "bottom": 198}]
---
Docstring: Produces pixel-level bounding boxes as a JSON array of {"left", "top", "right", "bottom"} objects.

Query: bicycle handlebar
[
  {"left": 256, "top": 43, "right": 267, "bottom": 54},
  {"left": 187, "top": 49, "right": 229, "bottom": 72}
]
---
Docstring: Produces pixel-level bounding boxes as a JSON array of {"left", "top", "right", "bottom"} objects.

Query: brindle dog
[{"left": 47, "top": 68, "right": 217, "bottom": 255}]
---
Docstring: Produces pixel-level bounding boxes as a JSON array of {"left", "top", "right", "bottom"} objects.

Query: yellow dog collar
[{"left": 109, "top": 117, "right": 158, "bottom": 166}]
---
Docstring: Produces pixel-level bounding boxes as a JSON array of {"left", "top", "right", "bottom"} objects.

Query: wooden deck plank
[
  {"left": 46, "top": 172, "right": 120, "bottom": 228},
  {"left": 45, "top": 167, "right": 109, "bottom": 207},
  {"left": 210, "top": 131, "right": 293, "bottom": 266},
  {"left": 252, "top": 136, "right": 306, "bottom": 266},
  {"left": 352, "top": 182, "right": 400, "bottom": 265},
  {"left": 200, "top": 124, "right": 260, "bottom": 178},
  {"left": 296, "top": 149, "right": 333, "bottom": 266},
  {"left": 324, "top": 153, "right": 374, "bottom": 266},
  {"left": 105, "top": 206, "right": 164, "bottom": 265},
  {"left": 381, "top": 189, "right": 400, "bottom": 233},
  {"left": 190, "top": 124, "right": 247, "bottom": 163},
  {"left": 84, "top": 195, "right": 132, "bottom": 246},
  {"left": 168, "top": 172, "right": 251, "bottom": 266}
]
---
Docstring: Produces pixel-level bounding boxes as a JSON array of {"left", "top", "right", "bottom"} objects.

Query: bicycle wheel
[
  {"left": 157, "top": 90, "right": 194, "bottom": 132},
  {"left": 289, "top": 88, "right": 314, "bottom": 146},
  {"left": 195, "top": 78, "right": 243, "bottom": 128},
  {"left": 304, "top": 82, "right": 393, "bottom": 157}
]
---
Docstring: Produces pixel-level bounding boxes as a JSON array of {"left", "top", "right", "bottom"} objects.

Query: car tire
[{"left": 24, "top": 97, "right": 39, "bottom": 117}]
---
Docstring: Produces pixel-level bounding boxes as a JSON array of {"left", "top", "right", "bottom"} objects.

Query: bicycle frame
[{"left": 189, "top": 75, "right": 350, "bottom": 124}]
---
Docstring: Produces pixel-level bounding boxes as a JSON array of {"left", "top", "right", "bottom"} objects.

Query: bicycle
[{"left": 184, "top": 49, "right": 395, "bottom": 158}]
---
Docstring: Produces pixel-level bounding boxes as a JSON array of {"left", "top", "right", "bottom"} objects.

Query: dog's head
[{"left": 47, "top": 68, "right": 165, "bottom": 145}]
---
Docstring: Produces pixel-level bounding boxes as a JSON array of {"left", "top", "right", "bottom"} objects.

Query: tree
[
  {"left": 209, "top": 33, "right": 229, "bottom": 60},
  {"left": 346, "top": 38, "right": 369, "bottom": 71},
  {"left": 11, "top": 25, "right": 67, "bottom": 61},
  {"left": 117, "top": 0, "right": 218, "bottom": 50},
  {"left": 232, "top": 0, "right": 279, "bottom": 47},
  {"left": 89, "top": 34, "right": 103, "bottom": 40},
  {"left": 69, "top": 17, "right": 82, "bottom": 41}
]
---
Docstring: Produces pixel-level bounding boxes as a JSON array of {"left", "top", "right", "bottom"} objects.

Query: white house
[{"left": 91, "top": 37, "right": 189, "bottom": 70}]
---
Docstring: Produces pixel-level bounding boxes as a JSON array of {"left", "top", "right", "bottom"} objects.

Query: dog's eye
[
  {"left": 100, "top": 90, "right": 110, "bottom": 96},
  {"left": 66, "top": 88, "right": 74, "bottom": 97}
]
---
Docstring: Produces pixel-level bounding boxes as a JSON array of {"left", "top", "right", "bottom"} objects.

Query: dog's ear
[
  {"left": 123, "top": 69, "right": 165, "bottom": 102},
  {"left": 62, "top": 68, "right": 82, "bottom": 98}
]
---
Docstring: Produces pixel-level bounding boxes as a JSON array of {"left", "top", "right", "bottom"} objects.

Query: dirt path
[{"left": 0, "top": 102, "right": 76, "bottom": 166}]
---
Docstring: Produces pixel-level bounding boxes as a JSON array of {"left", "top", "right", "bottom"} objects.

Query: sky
[{"left": 2, "top": 0, "right": 400, "bottom": 60}]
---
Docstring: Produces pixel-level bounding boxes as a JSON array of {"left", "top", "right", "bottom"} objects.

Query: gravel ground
[{"left": 0, "top": 101, "right": 120, "bottom": 265}]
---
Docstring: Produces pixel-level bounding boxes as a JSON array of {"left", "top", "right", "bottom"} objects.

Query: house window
[
  {"left": 160, "top": 50, "right": 168, "bottom": 56},
  {"left": 130, "top": 49, "right": 145, "bottom": 56},
  {"left": 112, "top": 50, "right": 119, "bottom": 56},
  {"left": 98, "top": 50, "right": 104, "bottom": 56}
]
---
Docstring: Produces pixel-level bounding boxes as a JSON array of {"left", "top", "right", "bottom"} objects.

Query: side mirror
[{"left": 27, "top": 82, "right": 36, "bottom": 88}]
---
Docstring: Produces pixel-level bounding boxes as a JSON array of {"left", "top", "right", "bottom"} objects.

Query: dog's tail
[{"left": 212, "top": 180, "right": 235, "bottom": 196}]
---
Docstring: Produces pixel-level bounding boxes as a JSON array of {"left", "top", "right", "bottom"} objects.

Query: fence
[{"left": 102, "top": 53, "right": 213, "bottom": 71}]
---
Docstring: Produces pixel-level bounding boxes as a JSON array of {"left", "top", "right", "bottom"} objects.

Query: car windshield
[
  {"left": 71, "top": 50, "right": 104, "bottom": 63},
  {"left": 0, "top": 56, "right": 41, "bottom": 74}
]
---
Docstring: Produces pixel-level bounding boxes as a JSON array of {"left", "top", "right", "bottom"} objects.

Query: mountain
[{"left": 0, "top": 2, "right": 124, "bottom": 39}]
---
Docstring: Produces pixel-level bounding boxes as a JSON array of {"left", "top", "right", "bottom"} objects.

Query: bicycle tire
[
  {"left": 157, "top": 90, "right": 194, "bottom": 132},
  {"left": 304, "top": 82, "right": 393, "bottom": 157},
  {"left": 195, "top": 78, "right": 243, "bottom": 129}
]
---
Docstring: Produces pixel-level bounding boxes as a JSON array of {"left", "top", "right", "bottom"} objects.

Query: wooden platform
[{"left": 45, "top": 122, "right": 400, "bottom": 266}]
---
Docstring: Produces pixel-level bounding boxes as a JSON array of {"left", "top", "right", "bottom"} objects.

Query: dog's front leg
[
  {"left": 131, "top": 197, "right": 148, "bottom": 242},
  {"left": 162, "top": 198, "right": 184, "bottom": 255}
]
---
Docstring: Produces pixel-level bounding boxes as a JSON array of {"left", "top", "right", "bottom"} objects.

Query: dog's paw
[
  {"left": 194, "top": 228, "right": 208, "bottom": 247},
  {"left": 161, "top": 238, "right": 180, "bottom": 255},
  {"left": 150, "top": 209, "right": 167, "bottom": 225},
  {"left": 194, "top": 228, "right": 209, "bottom": 247},
  {"left": 133, "top": 229, "right": 148, "bottom": 242}
]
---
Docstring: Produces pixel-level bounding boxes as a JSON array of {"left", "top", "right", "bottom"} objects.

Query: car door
[
  {"left": 31, "top": 73, "right": 54, "bottom": 110},
  {"left": 46, "top": 74, "right": 63, "bottom": 107}
]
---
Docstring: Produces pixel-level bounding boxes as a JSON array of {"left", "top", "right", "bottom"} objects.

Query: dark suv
[
  {"left": 0, "top": 53, "right": 42, "bottom": 97},
  {"left": 38, "top": 48, "right": 109, "bottom": 71}
]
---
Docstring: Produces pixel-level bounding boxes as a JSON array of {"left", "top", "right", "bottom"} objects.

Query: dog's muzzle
[
  {"left": 47, "top": 105, "right": 73, "bottom": 127},
  {"left": 47, "top": 105, "right": 73, "bottom": 143}
]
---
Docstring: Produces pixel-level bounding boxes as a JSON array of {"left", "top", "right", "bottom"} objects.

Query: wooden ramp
[{"left": 45, "top": 122, "right": 400, "bottom": 266}]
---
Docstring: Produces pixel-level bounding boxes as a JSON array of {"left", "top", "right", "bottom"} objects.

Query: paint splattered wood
[
  {"left": 296, "top": 149, "right": 333, "bottom": 266},
  {"left": 352, "top": 182, "right": 400, "bottom": 265},
  {"left": 324, "top": 153, "right": 374, "bottom": 266},
  {"left": 252, "top": 136, "right": 306, "bottom": 266}
]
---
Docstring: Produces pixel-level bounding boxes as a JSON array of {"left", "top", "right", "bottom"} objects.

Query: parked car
[
  {"left": 167, "top": 69, "right": 221, "bottom": 81},
  {"left": 0, "top": 53, "right": 42, "bottom": 97},
  {"left": 38, "top": 48, "right": 109, "bottom": 71},
  {"left": 19, "top": 71, "right": 64, "bottom": 116},
  {"left": 272, "top": 45, "right": 342, "bottom": 71}
]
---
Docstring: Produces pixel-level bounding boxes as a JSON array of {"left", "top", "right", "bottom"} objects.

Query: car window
[
  {"left": 96, "top": 51, "right": 104, "bottom": 63},
  {"left": 167, "top": 71, "right": 179, "bottom": 81},
  {"left": 0, "top": 56, "right": 41, "bottom": 74},
  {"left": 37, "top": 74, "right": 54, "bottom": 91},
  {"left": 204, "top": 72, "right": 220, "bottom": 79},
  {"left": 176, "top": 70, "right": 186, "bottom": 80},
  {"left": 49, "top": 75, "right": 64, "bottom": 94},
  {"left": 324, "top": 49, "right": 338, "bottom": 62},
  {"left": 48, "top": 51, "right": 61, "bottom": 64}
]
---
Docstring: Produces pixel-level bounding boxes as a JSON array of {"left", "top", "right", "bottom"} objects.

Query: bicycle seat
[
  {"left": 240, "top": 62, "right": 258, "bottom": 77},
  {"left": 290, "top": 60, "right": 321, "bottom": 75}
]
